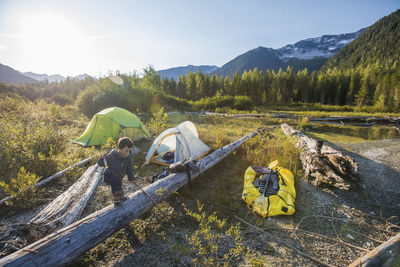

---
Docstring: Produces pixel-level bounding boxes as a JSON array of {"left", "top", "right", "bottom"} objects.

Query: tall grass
[{"left": 242, "top": 129, "right": 303, "bottom": 178}]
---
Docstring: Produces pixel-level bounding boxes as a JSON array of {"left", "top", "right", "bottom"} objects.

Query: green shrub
[
  {"left": 0, "top": 166, "right": 40, "bottom": 207},
  {"left": 0, "top": 116, "right": 63, "bottom": 184},
  {"left": 193, "top": 95, "right": 253, "bottom": 111},
  {"left": 76, "top": 78, "right": 153, "bottom": 117},
  {"left": 101, "top": 137, "right": 116, "bottom": 151},
  {"left": 164, "top": 200, "right": 244, "bottom": 266},
  {"left": 50, "top": 94, "right": 74, "bottom": 106},
  {"left": 0, "top": 97, "right": 96, "bottom": 208},
  {"left": 146, "top": 107, "right": 169, "bottom": 135},
  {"left": 157, "top": 93, "right": 192, "bottom": 111}
]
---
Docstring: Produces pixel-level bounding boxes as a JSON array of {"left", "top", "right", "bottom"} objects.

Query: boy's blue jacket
[{"left": 98, "top": 149, "right": 135, "bottom": 181}]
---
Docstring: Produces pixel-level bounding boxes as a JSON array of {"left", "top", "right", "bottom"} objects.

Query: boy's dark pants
[{"left": 104, "top": 169, "right": 122, "bottom": 194}]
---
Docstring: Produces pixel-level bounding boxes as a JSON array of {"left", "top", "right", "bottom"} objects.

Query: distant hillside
[
  {"left": 72, "top": 73, "right": 95, "bottom": 81},
  {"left": 214, "top": 28, "right": 366, "bottom": 77},
  {"left": 0, "top": 63, "right": 38, "bottom": 84},
  {"left": 158, "top": 65, "right": 218, "bottom": 80},
  {"left": 0, "top": 63, "right": 97, "bottom": 85},
  {"left": 23, "top": 72, "right": 95, "bottom": 83},
  {"left": 23, "top": 72, "right": 66, "bottom": 83},
  {"left": 322, "top": 9, "right": 400, "bottom": 71}
]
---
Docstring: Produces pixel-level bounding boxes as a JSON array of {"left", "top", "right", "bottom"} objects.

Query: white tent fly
[{"left": 144, "top": 121, "right": 211, "bottom": 166}]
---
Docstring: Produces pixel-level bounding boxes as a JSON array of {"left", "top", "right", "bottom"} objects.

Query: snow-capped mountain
[
  {"left": 214, "top": 27, "right": 367, "bottom": 77},
  {"left": 278, "top": 28, "right": 367, "bottom": 61}
]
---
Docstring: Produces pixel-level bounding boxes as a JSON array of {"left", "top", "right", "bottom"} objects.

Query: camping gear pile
[
  {"left": 151, "top": 157, "right": 200, "bottom": 183},
  {"left": 242, "top": 160, "right": 296, "bottom": 217}
]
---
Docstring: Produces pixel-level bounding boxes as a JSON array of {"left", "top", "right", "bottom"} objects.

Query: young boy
[{"left": 98, "top": 137, "right": 135, "bottom": 203}]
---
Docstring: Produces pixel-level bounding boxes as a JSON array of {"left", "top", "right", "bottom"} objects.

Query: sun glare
[{"left": 19, "top": 13, "right": 91, "bottom": 75}]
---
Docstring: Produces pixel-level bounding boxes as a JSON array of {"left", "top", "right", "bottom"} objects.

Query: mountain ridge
[
  {"left": 322, "top": 9, "right": 400, "bottom": 71},
  {"left": 158, "top": 65, "right": 218, "bottom": 80},
  {"left": 0, "top": 63, "right": 39, "bottom": 84},
  {"left": 213, "top": 28, "right": 367, "bottom": 77},
  {"left": 0, "top": 63, "right": 96, "bottom": 85}
]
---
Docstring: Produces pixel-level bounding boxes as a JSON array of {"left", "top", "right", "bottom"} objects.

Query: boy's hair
[{"left": 117, "top": 137, "right": 134, "bottom": 149}]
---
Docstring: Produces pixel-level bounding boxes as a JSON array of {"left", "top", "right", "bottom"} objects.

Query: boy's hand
[
  {"left": 101, "top": 152, "right": 108, "bottom": 159},
  {"left": 129, "top": 180, "right": 135, "bottom": 184}
]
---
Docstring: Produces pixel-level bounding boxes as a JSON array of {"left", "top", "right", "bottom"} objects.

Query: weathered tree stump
[{"left": 281, "top": 123, "right": 359, "bottom": 190}]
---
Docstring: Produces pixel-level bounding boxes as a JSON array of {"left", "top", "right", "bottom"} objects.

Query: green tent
[{"left": 74, "top": 107, "right": 150, "bottom": 147}]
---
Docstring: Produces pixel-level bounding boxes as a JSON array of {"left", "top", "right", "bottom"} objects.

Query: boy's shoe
[{"left": 113, "top": 190, "right": 127, "bottom": 204}]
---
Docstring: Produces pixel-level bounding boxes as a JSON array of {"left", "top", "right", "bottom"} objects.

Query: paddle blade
[{"left": 268, "top": 160, "right": 278, "bottom": 169}]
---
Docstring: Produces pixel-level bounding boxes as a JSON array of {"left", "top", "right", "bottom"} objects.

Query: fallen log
[
  {"left": 166, "top": 111, "right": 297, "bottom": 120},
  {"left": 0, "top": 130, "right": 259, "bottom": 267},
  {"left": 349, "top": 232, "right": 400, "bottom": 267},
  {"left": 281, "top": 123, "right": 359, "bottom": 190},
  {"left": 0, "top": 156, "right": 95, "bottom": 206},
  {"left": 310, "top": 116, "right": 374, "bottom": 122},
  {"left": 309, "top": 116, "right": 400, "bottom": 127},
  {"left": 31, "top": 164, "right": 104, "bottom": 228},
  {"left": 0, "top": 165, "right": 104, "bottom": 257},
  {"left": 168, "top": 111, "right": 400, "bottom": 127}
]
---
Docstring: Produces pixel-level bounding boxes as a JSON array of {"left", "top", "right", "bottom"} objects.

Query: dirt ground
[{"left": 1, "top": 131, "right": 399, "bottom": 266}]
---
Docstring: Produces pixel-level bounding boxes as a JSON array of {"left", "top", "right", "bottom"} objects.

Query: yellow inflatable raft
[{"left": 242, "top": 160, "right": 296, "bottom": 217}]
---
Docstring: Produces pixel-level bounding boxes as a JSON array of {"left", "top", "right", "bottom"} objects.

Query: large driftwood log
[
  {"left": 310, "top": 115, "right": 400, "bottom": 123},
  {"left": 0, "top": 130, "right": 259, "bottom": 267},
  {"left": 349, "top": 232, "right": 400, "bottom": 267},
  {"left": 281, "top": 123, "right": 359, "bottom": 190},
  {"left": 0, "top": 164, "right": 104, "bottom": 257},
  {"left": 167, "top": 112, "right": 400, "bottom": 130},
  {"left": 167, "top": 111, "right": 297, "bottom": 120},
  {"left": 0, "top": 156, "right": 95, "bottom": 206},
  {"left": 168, "top": 111, "right": 400, "bottom": 125},
  {"left": 30, "top": 164, "right": 104, "bottom": 228}
]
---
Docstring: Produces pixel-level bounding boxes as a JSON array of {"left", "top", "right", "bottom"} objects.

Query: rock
[{"left": 346, "top": 234, "right": 355, "bottom": 240}]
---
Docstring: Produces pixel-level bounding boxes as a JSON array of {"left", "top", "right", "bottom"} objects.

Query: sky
[{"left": 0, "top": 0, "right": 399, "bottom": 77}]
